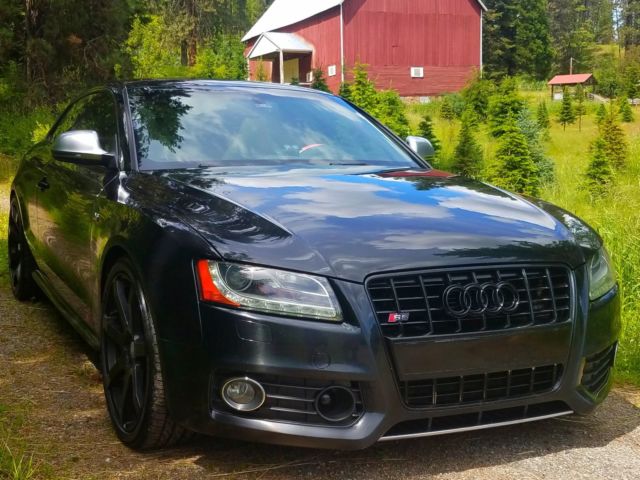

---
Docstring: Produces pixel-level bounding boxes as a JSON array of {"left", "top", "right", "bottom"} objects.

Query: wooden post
[{"left": 279, "top": 49, "right": 285, "bottom": 84}]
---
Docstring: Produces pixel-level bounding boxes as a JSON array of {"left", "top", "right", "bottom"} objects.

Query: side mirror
[
  {"left": 52, "top": 130, "right": 115, "bottom": 167},
  {"left": 406, "top": 136, "right": 435, "bottom": 159}
]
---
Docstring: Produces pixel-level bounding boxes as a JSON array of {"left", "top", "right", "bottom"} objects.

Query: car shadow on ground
[{"left": 9, "top": 290, "right": 640, "bottom": 479}]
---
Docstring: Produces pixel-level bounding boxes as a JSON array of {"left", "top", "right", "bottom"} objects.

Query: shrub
[
  {"left": 585, "top": 137, "right": 615, "bottom": 198},
  {"left": 596, "top": 103, "right": 607, "bottom": 124},
  {"left": 338, "top": 82, "right": 352, "bottom": 100},
  {"left": 452, "top": 109, "right": 484, "bottom": 179}
]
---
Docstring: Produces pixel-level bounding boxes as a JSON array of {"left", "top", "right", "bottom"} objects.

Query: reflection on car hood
[{"left": 154, "top": 166, "right": 584, "bottom": 282}]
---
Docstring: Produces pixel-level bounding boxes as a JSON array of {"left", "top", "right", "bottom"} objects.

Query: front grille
[
  {"left": 401, "top": 364, "right": 563, "bottom": 408},
  {"left": 582, "top": 343, "right": 617, "bottom": 394},
  {"left": 213, "top": 374, "right": 364, "bottom": 427},
  {"left": 367, "top": 265, "right": 572, "bottom": 338},
  {"left": 382, "top": 401, "right": 572, "bottom": 440}
]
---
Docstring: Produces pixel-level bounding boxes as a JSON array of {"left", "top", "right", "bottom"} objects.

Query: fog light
[{"left": 221, "top": 377, "right": 265, "bottom": 412}]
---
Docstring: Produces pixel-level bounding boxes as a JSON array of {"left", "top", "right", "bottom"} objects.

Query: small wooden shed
[{"left": 547, "top": 74, "right": 596, "bottom": 100}]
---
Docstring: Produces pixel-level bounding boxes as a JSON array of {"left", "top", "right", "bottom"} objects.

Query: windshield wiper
[{"left": 328, "top": 162, "right": 371, "bottom": 166}]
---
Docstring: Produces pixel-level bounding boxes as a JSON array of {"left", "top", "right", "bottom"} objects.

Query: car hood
[{"left": 148, "top": 166, "right": 584, "bottom": 282}]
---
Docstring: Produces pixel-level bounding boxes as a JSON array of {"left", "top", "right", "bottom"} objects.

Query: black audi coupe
[{"left": 8, "top": 81, "right": 620, "bottom": 450}]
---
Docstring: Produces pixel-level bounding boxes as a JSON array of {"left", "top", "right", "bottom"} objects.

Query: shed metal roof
[
  {"left": 547, "top": 74, "right": 594, "bottom": 86},
  {"left": 243, "top": 0, "right": 487, "bottom": 42}
]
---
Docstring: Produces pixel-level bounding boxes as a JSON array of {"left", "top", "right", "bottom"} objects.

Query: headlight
[
  {"left": 196, "top": 260, "right": 343, "bottom": 322},
  {"left": 589, "top": 248, "right": 617, "bottom": 301}
]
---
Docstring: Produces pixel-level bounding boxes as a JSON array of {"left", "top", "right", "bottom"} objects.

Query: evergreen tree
[
  {"left": 620, "top": 97, "right": 635, "bottom": 122},
  {"left": 488, "top": 78, "right": 526, "bottom": 137},
  {"left": 461, "top": 77, "right": 496, "bottom": 120},
  {"left": 494, "top": 119, "right": 540, "bottom": 196},
  {"left": 453, "top": 110, "right": 484, "bottom": 179},
  {"left": 548, "top": 0, "right": 597, "bottom": 73},
  {"left": 311, "top": 68, "right": 330, "bottom": 92},
  {"left": 338, "top": 82, "right": 352, "bottom": 101},
  {"left": 518, "top": 108, "right": 555, "bottom": 184},
  {"left": 601, "top": 108, "right": 629, "bottom": 168},
  {"left": 536, "top": 101, "right": 551, "bottom": 134},
  {"left": 348, "top": 63, "right": 378, "bottom": 112},
  {"left": 575, "top": 84, "right": 587, "bottom": 131},
  {"left": 483, "top": 0, "right": 553, "bottom": 79},
  {"left": 558, "top": 89, "right": 577, "bottom": 130},
  {"left": 585, "top": 137, "right": 615, "bottom": 197},
  {"left": 596, "top": 103, "right": 608, "bottom": 124},
  {"left": 416, "top": 115, "right": 441, "bottom": 157},
  {"left": 440, "top": 97, "right": 456, "bottom": 121},
  {"left": 372, "top": 90, "right": 410, "bottom": 137}
]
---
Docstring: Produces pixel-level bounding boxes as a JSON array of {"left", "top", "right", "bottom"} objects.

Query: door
[
  {"left": 35, "top": 92, "right": 119, "bottom": 327},
  {"left": 283, "top": 58, "right": 300, "bottom": 84}
]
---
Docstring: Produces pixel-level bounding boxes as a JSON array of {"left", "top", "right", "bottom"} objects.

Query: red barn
[{"left": 243, "top": 0, "right": 486, "bottom": 97}]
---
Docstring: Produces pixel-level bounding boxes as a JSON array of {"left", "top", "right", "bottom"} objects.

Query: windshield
[{"left": 127, "top": 85, "right": 422, "bottom": 171}]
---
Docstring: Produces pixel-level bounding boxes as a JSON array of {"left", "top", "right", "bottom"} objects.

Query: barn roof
[
  {"left": 242, "top": 0, "right": 488, "bottom": 42},
  {"left": 547, "top": 73, "right": 594, "bottom": 86}
]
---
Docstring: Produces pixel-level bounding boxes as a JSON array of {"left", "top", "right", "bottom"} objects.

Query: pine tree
[
  {"left": 453, "top": 110, "right": 484, "bottom": 179},
  {"left": 575, "top": 84, "right": 587, "bottom": 132},
  {"left": 548, "top": 0, "right": 597, "bottom": 73},
  {"left": 620, "top": 97, "right": 635, "bottom": 122},
  {"left": 440, "top": 97, "right": 456, "bottom": 122},
  {"left": 461, "top": 76, "right": 496, "bottom": 120},
  {"left": 596, "top": 103, "right": 608, "bottom": 124},
  {"left": 311, "top": 68, "right": 330, "bottom": 92},
  {"left": 518, "top": 108, "right": 555, "bottom": 184},
  {"left": 348, "top": 63, "right": 378, "bottom": 112},
  {"left": 338, "top": 82, "right": 352, "bottom": 101},
  {"left": 536, "top": 101, "right": 551, "bottom": 134},
  {"left": 585, "top": 137, "right": 615, "bottom": 198},
  {"left": 558, "top": 89, "right": 576, "bottom": 131},
  {"left": 488, "top": 78, "right": 526, "bottom": 137},
  {"left": 601, "top": 108, "right": 629, "bottom": 168},
  {"left": 416, "top": 115, "right": 441, "bottom": 156},
  {"left": 483, "top": 0, "right": 553, "bottom": 79},
  {"left": 494, "top": 118, "right": 540, "bottom": 195}
]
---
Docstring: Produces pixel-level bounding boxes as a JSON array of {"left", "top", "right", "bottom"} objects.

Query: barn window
[
  {"left": 410, "top": 67, "right": 425, "bottom": 78},
  {"left": 328, "top": 65, "right": 337, "bottom": 77}
]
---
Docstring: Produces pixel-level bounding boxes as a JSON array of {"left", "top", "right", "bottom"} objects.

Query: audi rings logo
[{"left": 443, "top": 282, "right": 520, "bottom": 318}]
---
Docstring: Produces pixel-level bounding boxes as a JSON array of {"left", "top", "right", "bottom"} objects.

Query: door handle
[{"left": 37, "top": 178, "right": 50, "bottom": 192}]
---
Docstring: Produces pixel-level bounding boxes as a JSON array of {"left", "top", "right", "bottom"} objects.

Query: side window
[{"left": 51, "top": 92, "right": 118, "bottom": 154}]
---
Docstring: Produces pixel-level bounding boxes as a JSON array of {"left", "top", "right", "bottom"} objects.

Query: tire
[
  {"left": 100, "top": 258, "right": 191, "bottom": 450},
  {"left": 8, "top": 196, "right": 40, "bottom": 301}
]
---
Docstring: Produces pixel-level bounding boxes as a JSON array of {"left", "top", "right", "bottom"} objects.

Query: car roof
[{"left": 111, "top": 79, "right": 333, "bottom": 97}]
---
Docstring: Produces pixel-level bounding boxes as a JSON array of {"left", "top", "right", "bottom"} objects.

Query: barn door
[{"left": 283, "top": 58, "right": 300, "bottom": 84}]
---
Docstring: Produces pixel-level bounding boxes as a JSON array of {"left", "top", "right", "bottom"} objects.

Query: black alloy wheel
[
  {"left": 8, "top": 196, "right": 39, "bottom": 301},
  {"left": 100, "top": 258, "right": 190, "bottom": 449}
]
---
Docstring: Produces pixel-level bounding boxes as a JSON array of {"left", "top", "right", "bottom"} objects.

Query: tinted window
[
  {"left": 128, "top": 86, "right": 420, "bottom": 171},
  {"left": 52, "top": 92, "right": 118, "bottom": 154}
]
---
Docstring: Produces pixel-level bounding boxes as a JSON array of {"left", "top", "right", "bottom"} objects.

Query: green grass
[
  {"left": 0, "top": 405, "right": 38, "bottom": 480},
  {"left": 409, "top": 93, "right": 640, "bottom": 385}
]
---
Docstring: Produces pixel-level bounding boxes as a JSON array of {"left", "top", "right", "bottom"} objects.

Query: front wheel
[
  {"left": 100, "top": 258, "right": 191, "bottom": 449},
  {"left": 8, "top": 196, "right": 40, "bottom": 301}
]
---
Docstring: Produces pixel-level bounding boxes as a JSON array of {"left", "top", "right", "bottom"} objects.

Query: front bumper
[{"left": 159, "top": 268, "right": 621, "bottom": 450}]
